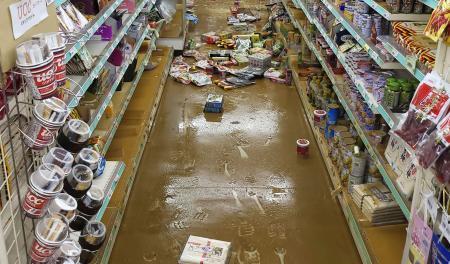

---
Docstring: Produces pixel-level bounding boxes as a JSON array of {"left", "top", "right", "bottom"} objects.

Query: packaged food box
[{"left": 179, "top": 235, "right": 231, "bottom": 264}]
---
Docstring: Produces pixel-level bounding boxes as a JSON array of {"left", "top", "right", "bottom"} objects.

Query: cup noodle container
[
  {"left": 33, "top": 32, "right": 67, "bottom": 88},
  {"left": 24, "top": 97, "right": 69, "bottom": 150},
  {"left": 75, "top": 148, "right": 101, "bottom": 177},
  {"left": 297, "top": 138, "right": 310, "bottom": 156},
  {"left": 43, "top": 147, "right": 74, "bottom": 175},
  {"left": 30, "top": 213, "right": 69, "bottom": 263},
  {"left": 16, "top": 40, "right": 57, "bottom": 100},
  {"left": 23, "top": 164, "right": 65, "bottom": 218},
  {"left": 48, "top": 193, "right": 78, "bottom": 223},
  {"left": 313, "top": 109, "right": 327, "bottom": 127},
  {"left": 55, "top": 239, "right": 82, "bottom": 263}
]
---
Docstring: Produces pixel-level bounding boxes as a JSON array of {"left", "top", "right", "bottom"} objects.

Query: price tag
[
  {"left": 439, "top": 213, "right": 450, "bottom": 242},
  {"left": 391, "top": 49, "right": 399, "bottom": 57},
  {"left": 425, "top": 192, "right": 438, "bottom": 222},
  {"left": 363, "top": 44, "right": 370, "bottom": 51},
  {"left": 406, "top": 54, "right": 417, "bottom": 73}
]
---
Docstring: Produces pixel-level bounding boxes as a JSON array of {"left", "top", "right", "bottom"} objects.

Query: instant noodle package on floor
[{"left": 179, "top": 236, "right": 231, "bottom": 264}]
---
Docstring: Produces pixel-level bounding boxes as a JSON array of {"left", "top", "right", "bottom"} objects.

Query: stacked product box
[{"left": 204, "top": 94, "right": 224, "bottom": 113}]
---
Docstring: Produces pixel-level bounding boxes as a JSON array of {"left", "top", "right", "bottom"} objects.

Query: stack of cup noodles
[
  {"left": 30, "top": 213, "right": 69, "bottom": 263},
  {"left": 24, "top": 97, "right": 70, "bottom": 150},
  {"left": 16, "top": 40, "right": 57, "bottom": 100},
  {"left": 79, "top": 221, "right": 107, "bottom": 263},
  {"left": 23, "top": 164, "right": 65, "bottom": 218},
  {"left": 33, "top": 32, "right": 66, "bottom": 89}
]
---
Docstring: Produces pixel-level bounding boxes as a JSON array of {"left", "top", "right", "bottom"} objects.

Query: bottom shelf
[
  {"left": 290, "top": 57, "right": 406, "bottom": 264},
  {"left": 97, "top": 46, "right": 174, "bottom": 264}
]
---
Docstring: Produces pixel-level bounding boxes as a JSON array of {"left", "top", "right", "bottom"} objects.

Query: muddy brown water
[{"left": 109, "top": 1, "right": 361, "bottom": 263}]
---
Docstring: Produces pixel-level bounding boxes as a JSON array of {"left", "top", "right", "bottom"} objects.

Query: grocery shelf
[
  {"left": 286, "top": 1, "right": 411, "bottom": 219},
  {"left": 360, "top": 0, "right": 430, "bottom": 21},
  {"left": 101, "top": 47, "right": 173, "bottom": 264},
  {"left": 69, "top": 161, "right": 125, "bottom": 235},
  {"left": 286, "top": 0, "right": 398, "bottom": 128},
  {"left": 88, "top": 26, "right": 151, "bottom": 133},
  {"left": 292, "top": 61, "right": 406, "bottom": 263},
  {"left": 378, "top": 35, "right": 427, "bottom": 81},
  {"left": 94, "top": 161, "right": 126, "bottom": 220},
  {"left": 420, "top": 0, "right": 438, "bottom": 9},
  {"left": 67, "top": 0, "right": 149, "bottom": 108},
  {"left": 64, "top": 0, "right": 127, "bottom": 62},
  {"left": 297, "top": 0, "right": 403, "bottom": 70},
  {"left": 97, "top": 30, "right": 160, "bottom": 155},
  {"left": 157, "top": 2, "right": 189, "bottom": 50}
]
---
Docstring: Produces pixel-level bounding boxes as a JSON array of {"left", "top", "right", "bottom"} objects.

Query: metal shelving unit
[
  {"left": 67, "top": 0, "right": 150, "bottom": 108},
  {"left": 284, "top": 0, "right": 411, "bottom": 219},
  {"left": 359, "top": 0, "right": 430, "bottom": 21},
  {"left": 377, "top": 35, "right": 427, "bottom": 81},
  {"left": 63, "top": 0, "right": 127, "bottom": 62},
  {"left": 291, "top": 0, "right": 398, "bottom": 128},
  {"left": 420, "top": 0, "right": 438, "bottom": 9},
  {"left": 100, "top": 47, "right": 173, "bottom": 264},
  {"left": 88, "top": 26, "right": 151, "bottom": 132},
  {"left": 157, "top": 0, "right": 188, "bottom": 50},
  {"left": 307, "top": 0, "right": 403, "bottom": 69},
  {"left": 98, "top": 35, "right": 159, "bottom": 154}
]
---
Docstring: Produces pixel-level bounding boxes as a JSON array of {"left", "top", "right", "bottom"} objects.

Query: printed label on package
[{"left": 9, "top": 0, "right": 49, "bottom": 39}]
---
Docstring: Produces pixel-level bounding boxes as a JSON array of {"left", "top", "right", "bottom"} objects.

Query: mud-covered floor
[{"left": 109, "top": 0, "right": 361, "bottom": 263}]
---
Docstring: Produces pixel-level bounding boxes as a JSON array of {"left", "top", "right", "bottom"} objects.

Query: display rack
[
  {"left": 419, "top": 0, "right": 438, "bottom": 9},
  {"left": 359, "top": 0, "right": 430, "bottom": 21},
  {"left": 88, "top": 25, "right": 151, "bottom": 132},
  {"left": 64, "top": 0, "right": 127, "bottom": 62},
  {"left": 101, "top": 47, "right": 173, "bottom": 263},
  {"left": 0, "top": 0, "right": 165, "bottom": 262},
  {"left": 297, "top": 0, "right": 402, "bottom": 70},
  {"left": 289, "top": 0, "right": 398, "bottom": 128},
  {"left": 283, "top": 0, "right": 411, "bottom": 218},
  {"left": 290, "top": 51, "right": 407, "bottom": 264},
  {"left": 157, "top": 0, "right": 188, "bottom": 50},
  {"left": 377, "top": 35, "right": 427, "bottom": 81},
  {"left": 94, "top": 22, "right": 164, "bottom": 155},
  {"left": 67, "top": 0, "right": 150, "bottom": 108}
]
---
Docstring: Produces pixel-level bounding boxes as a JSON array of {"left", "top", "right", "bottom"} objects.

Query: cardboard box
[{"left": 179, "top": 235, "right": 231, "bottom": 264}]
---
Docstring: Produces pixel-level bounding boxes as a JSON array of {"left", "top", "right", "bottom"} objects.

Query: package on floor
[
  {"left": 248, "top": 53, "right": 272, "bottom": 69},
  {"left": 179, "top": 235, "right": 231, "bottom": 264}
]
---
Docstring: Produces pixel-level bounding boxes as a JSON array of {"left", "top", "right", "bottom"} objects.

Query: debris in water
[
  {"left": 248, "top": 191, "right": 265, "bottom": 215},
  {"left": 224, "top": 162, "right": 231, "bottom": 178},
  {"left": 274, "top": 248, "right": 286, "bottom": 264},
  {"left": 264, "top": 135, "right": 272, "bottom": 146},
  {"left": 232, "top": 190, "right": 242, "bottom": 208},
  {"left": 143, "top": 252, "right": 157, "bottom": 262},
  {"left": 237, "top": 146, "right": 249, "bottom": 159}
]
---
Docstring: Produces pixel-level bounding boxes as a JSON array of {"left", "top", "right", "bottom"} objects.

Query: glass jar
[
  {"left": 400, "top": 82, "right": 414, "bottom": 108},
  {"left": 383, "top": 81, "right": 401, "bottom": 109}
]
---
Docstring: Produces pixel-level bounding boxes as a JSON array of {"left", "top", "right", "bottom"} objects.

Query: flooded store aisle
[{"left": 109, "top": 1, "right": 361, "bottom": 263}]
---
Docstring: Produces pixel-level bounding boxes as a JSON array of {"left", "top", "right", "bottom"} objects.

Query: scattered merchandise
[
  {"left": 204, "top": 94, "right": 224, "bottom": 113},
  {"left": 179, "top": 235, "right": 231, "bottom": 264}
]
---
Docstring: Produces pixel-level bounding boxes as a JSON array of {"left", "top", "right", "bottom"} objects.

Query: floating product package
[{"left": 179, "top": 235, "right": 231, "bottom": 264}]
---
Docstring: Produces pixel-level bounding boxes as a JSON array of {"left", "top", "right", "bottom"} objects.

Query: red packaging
[
  {"left": 30, "top": 238, "right": 59, "bottom": 262},
  {"left": 22, "top": 186, "right": 53, "bottom": 218},
  {"left": 297, "top": 139, "right": 310, "bottom": 156},
  {"left": 395, "top": 72, "right": 450, "bottom": 148},
  {"left": 417, "top": 113, "right": 450, "bottom": 168}
]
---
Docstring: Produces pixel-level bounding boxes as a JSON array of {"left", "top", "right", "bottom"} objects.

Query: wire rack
[{"left": 0, "top": 67, "right": 62, "bottom": 264}]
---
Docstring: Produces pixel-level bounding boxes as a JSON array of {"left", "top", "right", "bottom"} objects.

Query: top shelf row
[
  {"left": 296, "top": 0, "right": 435, "bottom": 82},
  {"left": 58, "top": 0, "right": 153, "bottom": 63}
]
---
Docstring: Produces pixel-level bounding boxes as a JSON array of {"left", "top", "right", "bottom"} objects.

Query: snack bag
[
  {"left": 424, "top": 0, "right": 450, "bottom": 42},
  {"left": 416, "top": 113, "right": 450, "bottom": 168},
  {"left": 395, "top": 72, "right": 449, "bottom": 149}
]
